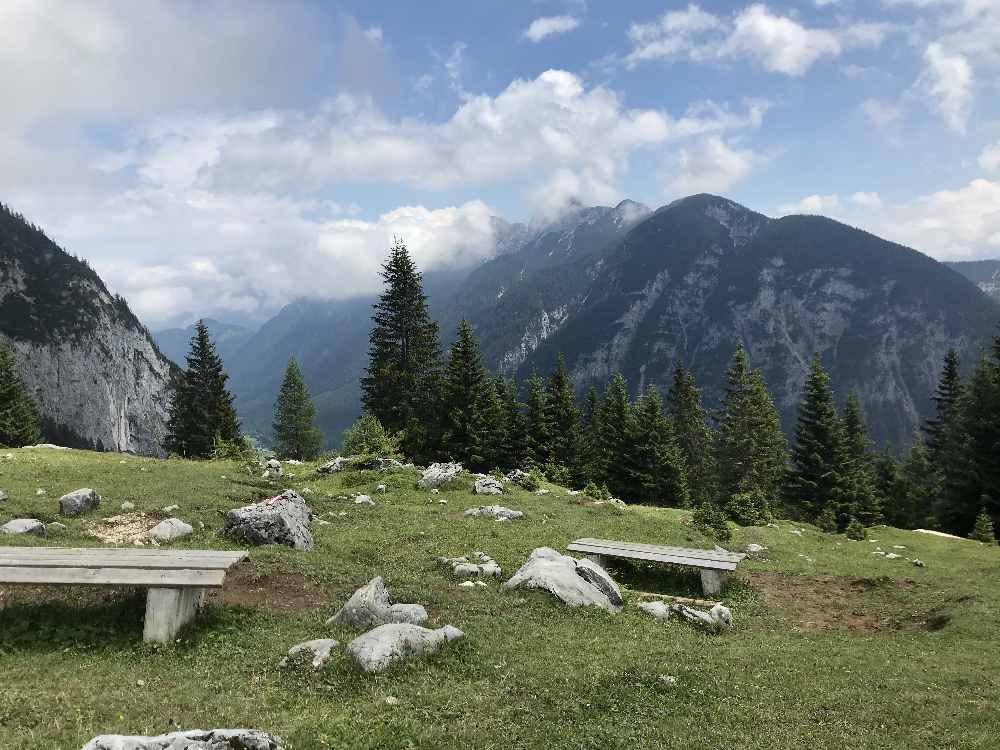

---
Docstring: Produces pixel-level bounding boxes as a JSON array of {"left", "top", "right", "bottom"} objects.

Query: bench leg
[
  {"left": 585, "top": 554, "right": 608, "bottom": 568},
  {"left": 699, "top": 570, "right": 726, "bottom": 597},
  {"left": 143, "top": 587, "right": 203, "bottom": 643}
]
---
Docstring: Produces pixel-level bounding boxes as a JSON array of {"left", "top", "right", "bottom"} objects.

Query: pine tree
[
  {"left": 441, "top": 320, "right": 489, "bottom": 471},
  {"left": 0, "top": 340, "right": 40, "bottom": 447},
  {"left": 361, "top": 238, "right": 442, "bottom": 460},
  {"left": 525, "top": 374, "right": 551, "bottom": 467},
  {"left": 667, "top": 362, "right": 714, "bottom": 506},
  {"left": 953, "top": 351, "right": 1000, "bottom": 535},
  {"left": 924, "top": 349, "right": 963, "bottom": 459},
  {"left": 271, "top": 357, "right": 324, "bottom": 460},
  {"left": 577, "top": 385, "right": 603, "bottom": 484},
  {"left": 543, "top": 354, "right": 581, "bottom": 472},
  {"left": 970, "top": 505, "right": 997, "bottom": 544},
  {"left": 479, "top": 375, "right": 507, "bottom": 471},
  {"left": 598, "top": 373, "right": 633, "bottom": 497},
  {"left": 883, "top": 435, "right": 939, "bottom": 529},
  {"left": 623, "top": 385, "right": 690, "bottom": 506},
  {"left": 714, "top": 345, "right": 786, "bottom": 521},
  {"left": 495, "top": 377, "right": 527, "bottom": 470},
  {"left": 164, "top": 320, "right": 241, "bottom": 458},
  {"left": 784, "top": 355, "right": 849, "bottom": 526},
  {"left": 840, "top": 393, "right": 882, "bottom": 525}
]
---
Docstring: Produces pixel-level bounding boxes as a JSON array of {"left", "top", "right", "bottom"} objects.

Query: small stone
[
  {"left": 744, "top": 543, "right": 765, "bottom": 553},
  {"left": 385, "top": 696, "right": 400, "bottom": 706},
  {"left": 161, "top": 504, "right": 179, "bottom": 513},
  {"left": 149, "top": 518, "right": 193, "bottom": 542},
  {"left": 459, "top": 581, "right": 475, "bottom": 588},
  {"left": 884, "top": 552, "right": 902, "bottom": 560},
  {"left": 474, "top": 581, "right": 487, "bottom": 587},
  {"left": 912, "top": 558, "right": 925, "bottom": 567},
  {"left": 281, "top": 638, "right": 339, "bottom": 669},
  {"left": 0, "top": 490, "right": 7, "bottom": 502},
  {"left": 80, "top": 730, "right": 283, "bottom": 749},
  {"left": 789, "top": 529, "right": 803, "bottom": 536},
  {"left": 417, "top": 462, "right": 463, "bottom": 489},
  {"left": 59, "top": 488, "right": 101, "bottom": 516},
  {"left": 318, "top": 457, "right": 350, "bottom": 474},
  {"left": 221, "top": 490, "right": 313, "bottom": 550},
  {"left": 36, "top": 488, "right": 46, "bottom": 496},
  {"left": 430, "top": 488, "right": 440, "bottom": 495},
  {"left": 136, "top": 679, "right": 145, "bottom": 687},
  {"left": 375, "top": 484, "right": 387, "bottom": 494},
  {"left": 355, "top": 495, "right": 376, "bottom": 507},
  {"left": 1, "top": 518, "right": 46, "bottom": 536},
  {"left": 121, "top": 501, "right": 135, "bottom": 511},
  {"left": 473, "top": 476, "right": 504, "bottom": 495},
  {"left": 326, "top": 577, "right": 428, "bottom": 629},
  {"left": 658, "top": 675, "right": 678, "bottom": 685},
  {"left": 463, "top": 505, "right": 523, "bottom": 521}
]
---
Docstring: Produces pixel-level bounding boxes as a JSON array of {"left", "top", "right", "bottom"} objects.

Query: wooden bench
[
  {"left": 0, "top": 547, "right": 247, "bottom": 643},
  {"left": 567, "top": 538, "right": 745, "bottom": 596}
]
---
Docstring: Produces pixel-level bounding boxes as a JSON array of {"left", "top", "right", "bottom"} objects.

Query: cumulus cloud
[
  {"left": 775, "top": 179, "right": 1000, "bottom": 259},
  {"left": 980, "top": 142, "right": 1000, "bottom": 173},
  {"left": 623, "top": 3, "right": 888, "bottom": 75},
  {"left": 921, "top": 42, "right": 973, "bottom": 133},
  {"left": 524, "top": 15, "right": 581, "bottom": 42},
  {"left": 662, "top": 137, "right": 767, "bottom": 197}
]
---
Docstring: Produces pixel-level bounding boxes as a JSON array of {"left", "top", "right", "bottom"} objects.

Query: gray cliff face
[{"left": 0, "top": 205, "right": 175, "bottom": 454}]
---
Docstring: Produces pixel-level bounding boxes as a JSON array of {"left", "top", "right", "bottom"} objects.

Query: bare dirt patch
[
  {"left": 747, "top": 572, "right": 921, "bottom": 632},
  {"left": 206, "top": 567, "right": 328, "bottom": 611}
]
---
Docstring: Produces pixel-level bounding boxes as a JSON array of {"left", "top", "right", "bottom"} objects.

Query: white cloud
[
  {"left": 777, "top": 194, "right": 843, "bottom": 214},
  {"left": 524, "top": 15, "right": 581, "bottom": 42},
  {"left": 850, "top": 191, "right": 883, "bottom": 209},
  {"left": 862, "top": 98, "right": 903, "bottom": 128},
  {"left": 921, "top": 42, "right": 973, "bottom": 133},
  {"left": 663, "top": 136, "right": 767, "bottom": 197},
  {"left": 623, "top": 3, "right": 887, "bottom": 75},
  {"left": 980, "top": 142, "right": 1000, "bottom": 172}
]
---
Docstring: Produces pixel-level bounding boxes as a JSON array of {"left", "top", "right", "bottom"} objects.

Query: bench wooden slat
[
  {"left": 568, "top": 540, "right": 742, "bottom": 571},
  {"left": 570, "top": 538, "right": 745, "bottom": 564},
  {"left": 0, "top": 547, "right": 247, "bottom": 570},
  {"left": 0, "top": 566, "right": 227, "bottom": 588}
]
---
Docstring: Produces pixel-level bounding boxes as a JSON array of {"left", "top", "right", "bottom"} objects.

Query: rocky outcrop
[
  {"left": 326, "top": 576, "right": 428, "bottom": 629},
  {"left": 0, "top": 204, "right": 176, "bottom": 455},
  {"left": 417, "top": 462, "right": 463, "bottom": 489},
  {"left": 473, "top": 475, "right": 504, "bottom": 495},
  {"left": 80, "top": 729, "right": 283, "bottom": 749},
  {"left": 345, "top": 623, "right": 464, "bottom": 673},
  {"left": 221, "top": 491, "right": 313, "bottom": 550}
]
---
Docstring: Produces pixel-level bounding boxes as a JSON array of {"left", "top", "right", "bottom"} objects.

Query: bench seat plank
[
  {"left": 0, "top": 565, "right": 227, "bottom": 588},
  {"left": 0, "top": 548, "right": 247, "bottom": 570},
  {"left": 567, "top": 539, "right": 744, "bottom": 571}
]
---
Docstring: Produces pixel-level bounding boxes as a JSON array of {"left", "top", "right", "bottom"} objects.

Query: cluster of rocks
[
  {"left": 80, "top": 729, "right": 283, "bottom": 749},
  {"left": 638, "top": 601, "right": 733, "bottom": 630},
  {"left": 318, "top": 456, "right": 409, "bottom": 475},
  {"left": 435, "top": 552, "right": 502, "bottom": 579},
  {"left": 2, "top": 487, "right": 106, "bottom": 538},
  {"left": 417, "top": 462, "right": 463, "bottom": 489},
  {"left": 501, "top": 547, "right": 624, "bottom": 613},
  {"left": 278, "top": 576, "right": 464, "bottom": 674},
  {"left": 221, "top": 490, "right": 313, "bottom": 551},
  {"left": 463, "top": 506, "right": 523, "bottom": 521}
]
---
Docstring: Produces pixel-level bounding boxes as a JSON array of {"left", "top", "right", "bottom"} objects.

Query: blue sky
[{"left": 1, "top": 1, "right": 999, "bottom": 327}]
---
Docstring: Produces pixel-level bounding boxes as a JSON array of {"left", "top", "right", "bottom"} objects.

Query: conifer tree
[
  {"left": 361, "top": 238, "right": 442, "bottom": 459},
  {"left": 496, "top": 377, "right": 527, "bottom": 470},
  {"left": 577, "top": 385, "right": 603, "bottom": 483},
  {"left": 441, "top": 320, "right": 489, "bottom": 471},
  {"left": 478, "top": 375, "right": 507, "bottom": 470},
  {"left": 598, "top": 373, "right": 633, "bottom": 496},
  {"left": 715, "top": 345, "right": 787, "bottom": 521},
  {"left": 165, "top": 320, "right": 241, "bottom": 458},
  {"left": 271, "top": 357, "right": 324, "bottom": 460},
  {"left": 840, "top": 393, "right": 882, "bottom": 525},
  {"left": 924, "top": 349, "right": 963, "bottom": 459},
  {"left": 543, "top": 354, "right": 581, "bottom": 472},
  {"left": 623, "top": 385, "right": 690, "bottom": 505},
  {"left": 883, "top": 435, "right": 939, "bottom": 529},
  {"left": 970, "top": 505, "right": 996, "bottom": 544},
  {"left": 525, "top": 374, "right": 551, "bottom": 467},
  {"left": 667, "top": 362, "right": 714, "bottom": 506},
  {"left": 950, "top": 351, "right": 1000, "bottom": 535},
  {"left": 0, "top": 340, "right": 40, "bottom": 447}
]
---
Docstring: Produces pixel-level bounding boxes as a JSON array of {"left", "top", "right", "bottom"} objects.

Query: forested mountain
[
  {"left": 154, "top": 319, "right": 255, "bottom": 367},
  {"left": 948, "top": 260, "right": 1000, "bottom": 302},
  {"left": 0, "top": 203, "right": 176, "bottom": 453}
]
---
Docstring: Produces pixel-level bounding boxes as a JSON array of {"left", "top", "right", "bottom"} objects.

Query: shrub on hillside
[
  {"left": 726, "top": 489, "right": 771, "bottom": 526},
  {"left": 342, "top": 414, "right": 403, "bottom": 460},
  {"left": 518, "top": 469, "right": 543, "bottom": 492},
  {"left": 845, "top": 517, "right": 867, "bottom": 541},
  {"left": 692, "top": 502, "right": 732, "bottom": 543},
  {"left": 542, "top": 462, "right": 572, "bottom": 487},
  {"left": 582, "top": 481, "right": 612, "bottom": 502},
  {"left": 970, "top": 507, "right": 997, "bottom": 544},
  {"left": 817, "top": 505, "right": 838, "bottom": 533}
]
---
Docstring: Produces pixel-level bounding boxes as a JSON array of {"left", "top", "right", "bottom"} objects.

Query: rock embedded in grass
[
  {"left": 1, "top": 518, "right": 46, "bottom": 536},
  {"left": 318, "top": 456, "right": 349, "bottom": 474},
  {"left": 417, "top": 462, "right": 463, "bottom": 489},
  {"left": 640, "top": 602, "right": 732, "bottom": 630},
  {"left": 80, "top": 728, "right": 283, "bottom": 749},
  {"left": 346, "top": 623, "right": 464, "bottom": 673},
  {"left": 149, "top": 517, "right": 193, "bottom": 542},
  {"left": 463, "top": 506, "right": 523, "bottom": 521},
  {"left": 354, "top": 495, "right": 376, "bottom": 507},
  {"left": 58, "top": 488, "right": 101, "bottom": 516},
  {"left": 502, "top": 547, "right": 623, "bottom": 613},
  {"left": 473, "top": 475, "right": 503, "bottom": 495},
  {"left": 281, "top": 638, "right": 339, "bottom": 669},
  {"left": 436, "top": 552, "right": 502, "bottom": 578},
  {"left": 327, "top": 576, "right": 428, "bottom": 629},
  {"left": 221, "top": 490, "right": 313, "bottom": 550},
  {"left": 0, "top": 490, "right": 7, "bottom": 502},
  {"left": 575, "top": 558, "right": 624, "bottom": 607}
]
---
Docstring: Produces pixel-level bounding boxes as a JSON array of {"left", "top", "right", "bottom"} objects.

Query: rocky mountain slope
[
  {"left": 0, "top": 204, "right": 176, "bottom": 454},
  {"left": 502, "top": 195, "right": 1000, "bottom": 445},
  {"left": 948, "top": 260, "right": 1000, "bottom": 302}
]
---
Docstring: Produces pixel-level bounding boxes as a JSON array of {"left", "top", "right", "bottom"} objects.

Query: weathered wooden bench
[
  {"left": 0, "top": 547, "right": 247, "bottom": 643},
  {"left": 567, "top": 538, "right": 745, "bottom": 596}
]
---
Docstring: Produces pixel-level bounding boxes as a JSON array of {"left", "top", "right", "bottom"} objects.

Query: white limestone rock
[
  {"left": 318, "top": 457, "right": 349, "bottom": 474},
  {"left": 417, "top": 462, "right": 463, "bottom": 489},
  {"left": 502, "top": 547, "right": 622, "bottom": 613},
  {"left": 1, "top": 518, "right": 45, "bottom": 536},
  {"left": 59, "top": 488, "right": 101, "bottom": 516},
  {"left": 575, "top": 558, "right": 624, "bottom": 608},
  {"left": 79, "top": 729, "right": 283, "bottom": 749},
  {"left": 463, "top": 506, "right": 523, "bottom": 521},
  {"left": 473, "top": 476, "right": 504, "bottom": 495},
  {"left": 354, "top": 495, "right": 376, "bottom": 507},
  {"left": 149, "top": 518, "right": 193, "bottom": 542},
  {"left": 346, "top": 623, "right": 464, "bottom": 673},
  {"left": 281, "top": 638, "right": 339, "bottom": 669},
  {"left": 326, "top": 576, "right": 428, "bottom": 629},
  {"left": 221, "top": 490, "right": 313, "bottom": 550}
]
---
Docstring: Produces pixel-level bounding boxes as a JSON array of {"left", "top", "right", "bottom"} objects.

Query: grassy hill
[{"left": 0, "top": 448, "right": 998, "bottom": 749}]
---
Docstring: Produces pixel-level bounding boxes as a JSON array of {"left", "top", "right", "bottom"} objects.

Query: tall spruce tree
[
  {"left": 958, "top": 345, "right": 1000, "bottom": 535},
  {"left": 164, "top": 320, "right": 241, "bottom": 458},
  {"left": 840, "top": 393, "right": 882, "bottom": 525},
  {"left": 272, "top": 357, "right": 324, "bottom": 460},
  {"left": 496, "top": 377, "right": 527, "bottom": 470},
  {"left": 714, "top": 345, "right": 787, "bottom": 520},
  {"left": 0, "top": 340, "right": 40, "bottom": 447},
  {"left": 525, "top": 374, "right": 551, "bottom": 467},
  {"left": 667, "top": 362, "right": 714, "bottom": 506},
  {"left": 924, "top": 349, "right": 963, "bottom": 458},
  {"left": 883, "top": 435, "right": 939, "bottom": 529},
  {"left": 577, "top": 385, "right": 603, "bottom": 483},
  {"left": 623, "top": 385, "right": 690, "bottom": 506},
  {"left": 598, "top": 373, "right": 633, "bottom": 496},
  {"left": 361, "top": 238, "right": 442, "bottom": 460},
  {"left": 441, "top": 320, "right": 489, "bottom": 471},
  {"left": 543, "top": 354, "right": 581, "bottom": 472},
  {"left": 784, "top": 355, "right": 849, "bottom": 527},
  {"left": 478, "top": 375, "right": 507, "bottom": 471}
]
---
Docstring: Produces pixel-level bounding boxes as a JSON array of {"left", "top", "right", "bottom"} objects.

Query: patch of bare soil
[
  {"left": 206, "top": 567, "right": 328, "bottom": 611},
  {"left": 747, "top": 572, "right": 924, "bottom": 633}
]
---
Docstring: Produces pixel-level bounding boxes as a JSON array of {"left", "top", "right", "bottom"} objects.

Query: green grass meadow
[{"left": 0, "top": 448, "right": 998, "bottom": 749}]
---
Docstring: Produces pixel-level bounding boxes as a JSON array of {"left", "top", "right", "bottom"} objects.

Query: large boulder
[
  {"left": 473, "top": 476, "right": 503, "bottom": 495},
  {"left": 59, "top": 488, "right": 101, "bottom": 516},
  {"left": 345, "top": 623, "right": 464, "bottom": 673},
  {"left": 264, "top": 458, "right": 282, "bottom": 477},
  {"left": 280, "top": 638, "right": 339, "bottom": 669},
  {"left": 149, "top": 518, "right": 193, "bottom": 543},
  {"left": 463, "top": 505, "right": 523, "bottom": 521},
  {"left": 326, "top": 576, "right": 428, "bottom": 629},
  {"left": 417, "top": 462, "right": 463, "bottom": 489},
  {"left": 80, "top": 729, "right": 282, "bottom": 749},
  {"left": 1, "top": 518, "right": 45, "bottom": 536},
  {"left": 221, "top": 491, "right": 313, "bottom": 550},
  {"left": 317, "top": 457, "right": 349, "bottom": 474},
  {"left": 575, "top": 558, "right": 624, "bottom": 608},
  {"left": 502, "top": 547, "right": 623, "bottom": 613}
]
